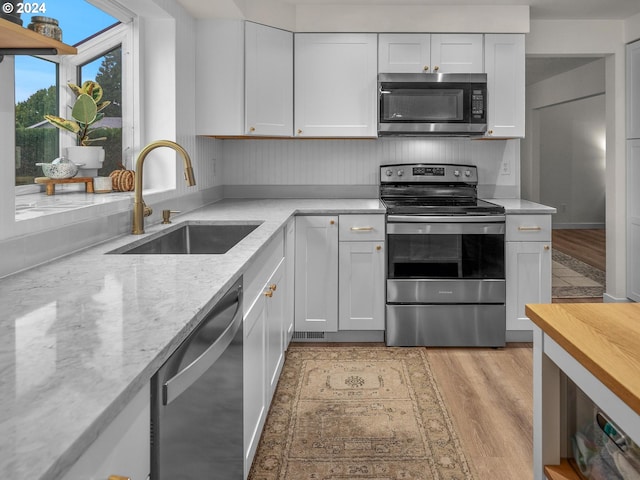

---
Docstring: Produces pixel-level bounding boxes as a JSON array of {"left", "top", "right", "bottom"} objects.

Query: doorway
[{"left": 523, "top": 56, "right": 606, "bottom": 302}]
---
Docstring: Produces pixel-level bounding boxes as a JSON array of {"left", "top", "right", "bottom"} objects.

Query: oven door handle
[{"left": 387, "top": 215, "right": 505, "bottom": 223}]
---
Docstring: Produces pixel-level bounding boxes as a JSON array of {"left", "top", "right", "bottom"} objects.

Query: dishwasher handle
[{"left": 163, "top": 283, "right": 242, "bottom": 406}]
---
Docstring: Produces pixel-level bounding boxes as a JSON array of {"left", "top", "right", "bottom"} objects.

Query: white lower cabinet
[
  {"left": 627, "top": 140, "right": 640, "bottom": 301},
  {"left": 294, "top": 215, "right": 339, "bottom": 332},
  {"left": 60, "top": 384, "right": 150, "bottom": 480},
  {"left": 505, "top": 214, "right": 552, "bottom": 333},
  {"left": 243, "top": 230, "right": 287, "bottom": 477},
  {"left": 295, "top": 214, "right": 386, "bottom": 333},
  {"left": 338, "top": 215, "right": 386, "bottom": 331}
]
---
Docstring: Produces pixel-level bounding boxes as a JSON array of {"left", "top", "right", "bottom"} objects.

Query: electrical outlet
[{"left": 501, "top": 160, "right": 511, "bottom": 175}]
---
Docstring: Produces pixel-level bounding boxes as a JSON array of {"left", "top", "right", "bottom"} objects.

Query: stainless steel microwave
[{"left": 378, "top": 73, "right": 487, "bottom": 136}]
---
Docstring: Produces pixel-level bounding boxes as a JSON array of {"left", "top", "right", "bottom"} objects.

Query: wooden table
[
  {"left": 526, "top": 303, "right": 640, "bottom": 480},
  {"left": 34, "top": 177, "right": 94, "bottom": 195}
]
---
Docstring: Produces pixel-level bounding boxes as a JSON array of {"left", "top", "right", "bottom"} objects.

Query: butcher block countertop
[{"left": 526, "top": 303, "right": 640, "bottom": 415}]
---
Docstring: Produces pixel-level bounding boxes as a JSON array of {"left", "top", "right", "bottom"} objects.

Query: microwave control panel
[{"left": 471, "top": 89, "right": 485, "bottom": 118}]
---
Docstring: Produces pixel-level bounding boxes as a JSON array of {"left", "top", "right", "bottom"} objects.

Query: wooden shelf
[{"left": 0, "top": 17, "right": 77, "bottom": 55}]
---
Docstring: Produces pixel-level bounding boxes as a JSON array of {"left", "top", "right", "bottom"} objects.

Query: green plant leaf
[
  {"left": 83, "top": 136, "right": 107, "bottom": 145},
  {"left": 67, "top": 83, "right": 82, "bottom": 98},
  {"left": 43, "top": 114, "right": 80, "bottom": 134},
  {"left": 71, "top": 94, "right": 98, "bottom": 126},
  {"left": 96, "top": 101, "right": 111, "bottom": 113},
  {"left": 81, "top": 80, "right": 103, "bottom": 102}
]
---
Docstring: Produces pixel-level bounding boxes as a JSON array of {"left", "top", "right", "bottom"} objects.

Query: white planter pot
[{"left": 65, "top": 146, "right": 105, "bottom": 177}]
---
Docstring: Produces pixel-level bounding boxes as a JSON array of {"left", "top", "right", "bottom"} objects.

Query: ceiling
[{"left": 279, "top": 0, "right": 640, "bottom": 20}]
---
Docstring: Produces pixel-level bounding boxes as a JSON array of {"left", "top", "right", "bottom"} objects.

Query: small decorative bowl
[{"left": 36, "top": 158, "right": 83, "bottom": 179}]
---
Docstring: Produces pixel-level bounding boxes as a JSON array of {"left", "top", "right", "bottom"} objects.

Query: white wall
[
  {"left": 526, "top": 20, "right": 627, "bottom": 301},
  {"left": 221, "top": 137, "right": 521, "bottom": 199},
  {"left": 538, "top": 95, "right": 606, "bottom": 227}
]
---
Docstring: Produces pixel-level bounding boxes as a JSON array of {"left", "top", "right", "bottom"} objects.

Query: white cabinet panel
[
  {"left": 294, "top": 215, "right": 339, "bottom": 331},
  {"left": 243, "top": 288, "right": 267, "bottom": 476},
  {"left": 484, "top": 34, "right": 525, "bottom": 138},
  {"left": 628, "top": 39, "right": 640, "bottom": 139},
  {"left": 506, "top": 241, "right": 552, "bottom": 331},
  {"left": 379, "top": 33, "right": 483, "bottom": 74},
  {"left": 196, "top": 20, "right": 293, "bottom": 136},
  {"left": 627, "top": 139, "right": 640, "bottom": 300},
  {"left": 245, "top": 22, "right": 293, "bottom": 136},
  {"left": 431, "top": 34, "right": 483, "bottom": 73},
  {"left": 295, "top": 34, "right": 378, "bottom": 137},
  {"left": 265, "top": 259, "right": 285, "bottom": 397},
  {"left": 60, "top": 384, "right": 150, "bottom": 480},
  {"left": 378, "top": 33, "right": 431, "bottom": 73},
  {"left": 284, "top": 218, "right": 295, "bottom": 347},
  {"left": 339, "top": 241, "right": 385, "bottom": 330}
]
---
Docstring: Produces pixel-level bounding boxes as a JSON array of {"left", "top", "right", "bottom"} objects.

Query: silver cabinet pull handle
[
  {"left": 518, "top": 226, "right": 542, "bottom": 231},
  {"left": 350, "top": 226, "right": 374, "bottom": 231}
]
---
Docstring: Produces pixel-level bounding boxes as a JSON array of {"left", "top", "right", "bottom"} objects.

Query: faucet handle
[
  {"left": 143, "top": 201, "right": 153, "bottom": 218},
  {"left": 162, "top": 209, "right": 180, "bottom": 224}
]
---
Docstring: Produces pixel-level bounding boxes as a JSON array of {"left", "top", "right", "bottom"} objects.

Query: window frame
[{"left": 15, "top": 21, "right": 134, "bottom": 195}]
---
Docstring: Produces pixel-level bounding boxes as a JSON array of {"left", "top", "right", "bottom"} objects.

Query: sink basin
[{"left": 110, "top": 222, "right": 262, "bottom": 255}]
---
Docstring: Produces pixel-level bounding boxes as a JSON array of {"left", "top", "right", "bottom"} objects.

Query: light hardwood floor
[
  {"left": 426, "top": 343, "right": 534, "bottom": 480},
  {"left": 552, "top": 229, "right": 606, "bottom": 272},
  {"left": 553, "top": 228, "right": 606, "bottom": 304}
]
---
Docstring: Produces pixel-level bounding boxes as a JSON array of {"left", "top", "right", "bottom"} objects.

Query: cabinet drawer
[
  {"left": 506, "top": 214, "right": 552, "bottom": 242},
  {"left": 244, "top": 229, "right": 284, "bottom": 312},
  {"left": 339, "top": 214, "right": 385, "bottom": 241}
]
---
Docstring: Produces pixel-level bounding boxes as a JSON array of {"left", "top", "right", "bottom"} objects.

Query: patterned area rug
[
  {"left": 248, "top": 345, "right": 474, "bottom": 480},
  {"left": 552, "top": 249, "right": 605, "bottom": 298}
]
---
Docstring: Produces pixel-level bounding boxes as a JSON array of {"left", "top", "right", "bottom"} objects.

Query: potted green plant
[{"left": 44, "top": 80, "right": 111, "bottom": 176}]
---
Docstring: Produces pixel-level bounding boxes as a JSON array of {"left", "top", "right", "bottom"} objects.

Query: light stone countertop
[
  {"left": 0, "top": 198, "right": 384, "bottom": 480},
  {"left": 485, "top": 198, "right": 557, "bottom": 214}
]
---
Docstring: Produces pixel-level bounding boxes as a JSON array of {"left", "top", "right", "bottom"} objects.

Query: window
[
  {"left": 79, "top": 46, "right": 123, "bottom": 176},
  {"left": 14, "top": 0, "right": 130, "bottom": 191},
  {"left": 14, "top": 57, "right": 59, "bottom": 186}
]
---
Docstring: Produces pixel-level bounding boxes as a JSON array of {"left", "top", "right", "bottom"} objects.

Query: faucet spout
[{"left": 132, "top": 140, "right": 196, "bottom": 235}]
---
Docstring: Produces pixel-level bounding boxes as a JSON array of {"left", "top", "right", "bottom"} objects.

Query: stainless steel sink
[{"left": 109, "top": 222, "right": 262, "bottom": 254}]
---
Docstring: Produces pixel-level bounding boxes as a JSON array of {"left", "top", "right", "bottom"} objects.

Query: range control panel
[{"left": 380, "top": 163, "right": 478, "bottom": 184}]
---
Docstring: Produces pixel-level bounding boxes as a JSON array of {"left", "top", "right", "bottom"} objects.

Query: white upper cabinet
[
  {"left": 195, "top": 20, "right": 293, "bottom": 136},
  {"left": 628, "top": 39, "right": 640, "bottom": 139},
  {"left": 245, "top": 22, "right": 293, "bottom": 136},
  {"left": 295, "top": 33, "right": 378, "bottom": 137},
  {"left": 484, "top": 34, "right": 525, "bottom": 138},
  {"left": 378, "top": 33, "right": 483, "bottom": 73}
]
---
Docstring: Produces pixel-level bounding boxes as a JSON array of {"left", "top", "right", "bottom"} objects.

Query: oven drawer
[
  {"left": 506, "top": 214, "right": 552, "bottom": 242},
  {"left": 386, "top": 304, "right": 506, "bottom": 347},
  {"left": 339, "top": 214, "right": 385, "bottom": 241},
  {"left": 387, "top": 279, "right": 505, "bottom": 304}
]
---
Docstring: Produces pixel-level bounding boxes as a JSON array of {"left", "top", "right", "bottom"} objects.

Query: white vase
[{"left": 65, "top": 146, "right": 105, "bottom": 178}]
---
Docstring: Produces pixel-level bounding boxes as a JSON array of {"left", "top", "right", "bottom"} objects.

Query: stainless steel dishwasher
[{"left": 151, "top": 278, "right": 243, "bottom": 479}]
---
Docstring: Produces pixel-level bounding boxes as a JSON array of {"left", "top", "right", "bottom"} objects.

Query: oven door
[{"left": 386, "top": 218, "right": 505, "bottom": 303}]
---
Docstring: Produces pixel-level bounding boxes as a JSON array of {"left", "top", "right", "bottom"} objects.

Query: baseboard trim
[
  {"left": 552, "top": 223, "right": 605, "bottom": 229},
  {"left": 603, "top": 293, "right": 632, "bottom": 303},
  {"left": 506, "top": 330, "right": 533, "bottom": 342},
  {"left": 292, "top": 330, "right": 385, "bottom": 342}
]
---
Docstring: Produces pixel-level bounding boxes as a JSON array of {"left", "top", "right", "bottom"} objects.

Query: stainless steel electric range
[{"left": 380, "top": 163, "right": 506, "bottom": 347}]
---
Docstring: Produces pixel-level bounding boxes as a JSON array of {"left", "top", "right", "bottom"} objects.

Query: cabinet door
[
  {"left": 378, "top": 33, "right": 431, "bottom": 73},
  {"left": 295, "top": 33, "right": 378, "bottom": 137},
  {"left": 283, "top": 219, "right": 295, "bottom": 347},
  {"left": 243, "top": 294, "right": 266, "bottom": 475},
  {"left": 627, "top": 40, "right": 640, "bottom": 139},
  {"left": 295, "top": 216, "right": 339, "bottom": 332},
  {"left": 60, "top": 385, "right": 150, "bottom": 480},
  {"left": 339, "top": 241, "right": 385, "bottom": 330},
  {"left": 245, "top": 22, "right": 293, "bottom": 136},
  {"left": 628, "top": 140, "right": 640, "bottom": 300},
  {"left": 431, "top": 34, "right": 483, "bottom": 73},
  {"left": 265, "top": 259, "right": 285, "bottom": 399},
  {"left": 506, "top": 241, "right": 552, "bottom": 331},
  {"left": 195, "top": 19, "right": 245, "bottom": 135},
  {"left": 484, "top": 34, "right": 525, "bottom": 138}
]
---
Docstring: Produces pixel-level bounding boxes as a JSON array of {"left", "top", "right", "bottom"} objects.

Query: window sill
[{"left": 15, "top": 188, "right": 134, "bottom": 222}]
